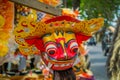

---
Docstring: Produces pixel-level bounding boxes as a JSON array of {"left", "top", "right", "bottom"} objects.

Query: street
[{"left": 88, "top": 43, "right": 109, "bottom": 80}]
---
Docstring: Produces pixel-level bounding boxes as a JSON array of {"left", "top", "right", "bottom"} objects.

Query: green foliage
[
  {"left": 62, "top": 0, "right": 72, "bottom": 8},
  {"left": 80, "top": 0, "right": 120, "bottom": 26},
  {"left": 67, "top": 0, "right": 72, "bottom": 8}
]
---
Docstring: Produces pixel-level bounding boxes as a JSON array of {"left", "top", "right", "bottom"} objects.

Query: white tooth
[
  {"left": 60, "top": 64, "right": 65, "bottom": 67},
  {"left": 48, "top": 62, "right": 53, "bottom": 68},
  {"left": 66, "top": 64, "right": 69, "bottom": 66},
  {"left": 44, "top": 54, "right": 48, "bottom": 60},
  {"left": 54, "top": 64, "right": 59, "bottom": 67}
]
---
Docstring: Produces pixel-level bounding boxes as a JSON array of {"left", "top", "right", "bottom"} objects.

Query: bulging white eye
[
  {"left": 46, "top": 44, "right": 57, "bottom": 51},
  {"left": 70, "top": 42, "right": 78, "bottom": 53},
  {"left": 46, "top": 44, "right": 57, "bottom": 55}
]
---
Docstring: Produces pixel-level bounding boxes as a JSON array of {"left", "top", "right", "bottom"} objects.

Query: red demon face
[{"left": 41, "top": 31, "right": 79, "bottom": 70}]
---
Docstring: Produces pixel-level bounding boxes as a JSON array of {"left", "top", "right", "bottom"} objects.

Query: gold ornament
[
  {"left": 14, "top": 16, "right": 104, "bottom": 56},
  {"left": 0, "top": 15, "right": 5, "bottom": 28}
]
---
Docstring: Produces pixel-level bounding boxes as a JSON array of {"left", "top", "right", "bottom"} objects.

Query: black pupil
[
  {"left": 49, "top": 50, "right": 55, "bottom": 55},
  {"left": 73, "top": 48, "right": 78, "bottom": 53}
]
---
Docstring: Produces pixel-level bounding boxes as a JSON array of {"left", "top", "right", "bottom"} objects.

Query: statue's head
[
  {"left": 14, "top": 15, "right": 104, "bottom": 79},
  {"left": 41, "top": 31, "right": 78, "bottom": 70}
]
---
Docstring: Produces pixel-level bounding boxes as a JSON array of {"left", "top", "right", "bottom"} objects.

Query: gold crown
[
  {"left": 13, "top": 16, "right": 104, "bottom": 55},
  {"left": 14, "top": 17, "right": 104, "bottom": 39}
]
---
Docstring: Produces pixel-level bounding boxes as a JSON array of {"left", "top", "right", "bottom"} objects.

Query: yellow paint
[{"left": 0, "top": 15, "right": 5, "bottom": 28}]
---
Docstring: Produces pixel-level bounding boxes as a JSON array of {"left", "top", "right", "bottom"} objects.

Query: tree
[
  {"left": 62, "top": 0, "right": 80, "bottom": 10},
  {"left": 106, "top": 17, "right": 120, "bottom": 80},
  {"left": 62, "top": 0, "right": 67, "bottom": 8},
  {"left": 72, "top": 0, "right": 80, "bottom": 10},
  {"left": 79, "top": 0, "right": 120, "bottom": 80},
  {"left": 80, "top": 0, "right": 120, "bottom": 27}
]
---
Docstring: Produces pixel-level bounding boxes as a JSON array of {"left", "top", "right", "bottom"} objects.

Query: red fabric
[
  {"left": 45, "top": 15, "right": 80, "bottom": 23},
  {"left": 0, "top": 0, "right": 8, "bottom": 3},
  {"left": 75, "top": 33, "right": 91, "bottom": 45},
  {"left": 25, "top": 38, "right": 45, "bottom": 52},
  {"left": 3, "top": 0, "right": 8, "bottom": 2}
]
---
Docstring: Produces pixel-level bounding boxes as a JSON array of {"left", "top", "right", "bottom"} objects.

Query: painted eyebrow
[
  {"left": 66, "top": 39, "right": 76, "bottom": 45},
  {"left": 65, "top": 39, "right": 76, "bottom": 47},
  {"left": 44, "top": 41, "right": 57, "bottom": 47}
]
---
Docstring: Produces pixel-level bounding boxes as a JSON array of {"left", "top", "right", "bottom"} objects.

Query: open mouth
[
  {"left": 52, "top": 62, "right": 73, "bottom": 70},
  {"left": 42, "top": 53, "right": 77, "bottom": 70}
]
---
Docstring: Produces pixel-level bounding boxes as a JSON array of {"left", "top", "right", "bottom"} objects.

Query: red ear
[
  {"left": 75, "top": 33, "right": 91, "bottom": 45},
  {"left": 25, "top": 38, "right": 45, "bottom": 52}
]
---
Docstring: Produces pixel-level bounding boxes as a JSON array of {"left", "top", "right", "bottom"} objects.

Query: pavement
[{"left": 88, "top": 43, "right": 109, "bottom": 80}]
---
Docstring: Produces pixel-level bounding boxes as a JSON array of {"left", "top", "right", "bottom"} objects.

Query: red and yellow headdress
[{"left": 14, "top": 15, "right": 104, "bottom": 56}]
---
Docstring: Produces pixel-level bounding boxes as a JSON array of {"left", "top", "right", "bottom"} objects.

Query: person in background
[
  {"left": 13, "top": 48, "right": 28, "bottom": 75},
  {"left": 18, "top": 51, "right": 31, "bottom": 75},
  {"left": 33, "top": 54, "right": 42, "bottom": 73},
  {"left": 34, "top": 55, "right": 40, "bottom": 68},
  {"left": 103, "top": 30, "right": 113, "bottom": 56}
]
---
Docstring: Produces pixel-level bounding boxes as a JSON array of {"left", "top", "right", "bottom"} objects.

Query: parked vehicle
[{"left": 87, "top": 36, "right": 97, "bottom": 46}]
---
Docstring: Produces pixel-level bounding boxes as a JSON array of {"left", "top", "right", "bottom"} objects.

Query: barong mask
[
  {"left": 41, "top": 31, "right": 78, "bottom": 70},
  {"left": 14, "top": 16, "right": 104, "bottom": 71}
]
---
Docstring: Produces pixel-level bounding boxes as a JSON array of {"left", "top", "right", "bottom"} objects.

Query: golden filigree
[
  {"left": 14, "top": 17, "right": 104, "bottom": 55},
  {"left": 14, "top": 18, "right": 104, "bottom": 38}
]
